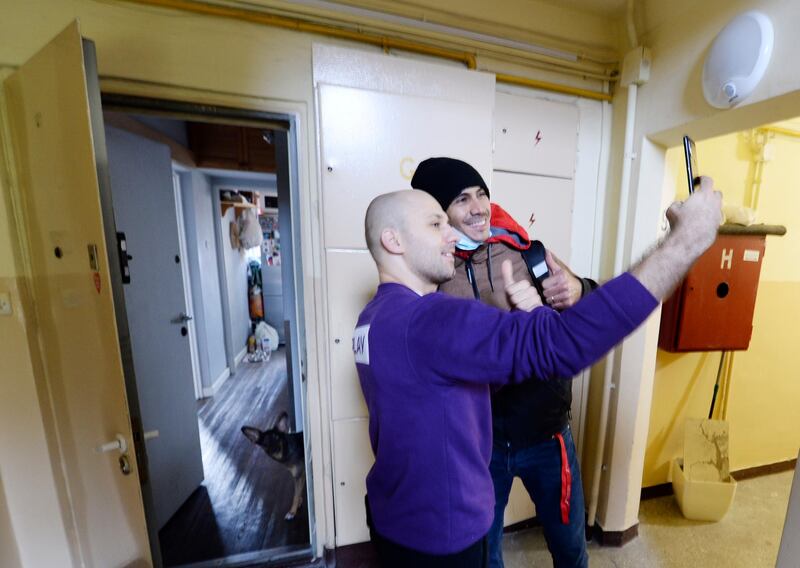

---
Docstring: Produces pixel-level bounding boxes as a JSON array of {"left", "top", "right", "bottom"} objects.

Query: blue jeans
[{"left": 487, "top": 426, "right": 588, "bottom": 568}]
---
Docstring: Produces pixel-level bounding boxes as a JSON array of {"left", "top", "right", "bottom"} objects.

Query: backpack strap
[
  {"left": 521, "top": 242, "right": 599, "bottom": 300},
  {"left": 520, "top": 240, "right": 549, "bottom": 297}
]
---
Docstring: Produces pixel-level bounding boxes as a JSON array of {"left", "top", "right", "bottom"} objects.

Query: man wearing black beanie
[
  {"left": 412, "top": 156, "right": 595, "bottom": 568},
  {"left": 410, "top": 157, "right": 491, "bottom": 211}
]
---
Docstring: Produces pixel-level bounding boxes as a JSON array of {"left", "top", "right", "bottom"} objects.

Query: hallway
[
  {"left": 503, "top": 470, "right": 792, "bottom": 567},
  {"left": 159, "top": 348, "right": 310, "bottom": 566}
]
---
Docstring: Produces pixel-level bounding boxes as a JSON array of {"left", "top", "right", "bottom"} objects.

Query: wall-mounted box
[{"left": 658, "top": 224, "right": 786, "bottom": 352}]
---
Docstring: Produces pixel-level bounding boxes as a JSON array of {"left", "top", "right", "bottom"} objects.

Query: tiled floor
[{"left": 503, "top": 470, "right": 793, "bottom": 567}]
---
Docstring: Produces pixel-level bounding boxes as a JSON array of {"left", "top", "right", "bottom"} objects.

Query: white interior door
[
  {"left": 313, "top": 43, "right": 495, "bottom": 546},
  {"left": 172, "top": 171, "right": 203, "bottom": 400},
  {"left": 105, "top": 125, "right": 204, "bottom": 530},
  {"left": 491, "top": 91, "right": 605, "bottom": 527},
  {"left": 3, "top": 22, "right": 151, "bottom": 566}
]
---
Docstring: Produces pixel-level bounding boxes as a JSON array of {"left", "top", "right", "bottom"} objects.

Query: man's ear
[{"left": 380, "top": 227, "right": 404, "bottom": 254}]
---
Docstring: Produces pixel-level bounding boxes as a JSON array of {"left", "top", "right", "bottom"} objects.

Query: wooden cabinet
[{"left": 187, "top": 122, "right": 276, "bottom": 173}]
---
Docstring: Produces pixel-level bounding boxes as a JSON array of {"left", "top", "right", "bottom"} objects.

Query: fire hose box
[{"left": 658, "top": 224, "right": 786, "bottom": 352}]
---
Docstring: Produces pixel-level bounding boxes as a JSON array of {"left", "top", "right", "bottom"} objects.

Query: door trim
[
  {"left": 99, "top": 92, "right": 315, "bottom": 564},
  {"left": 172, "top": 170, "right": 204, "bottom": 400}
]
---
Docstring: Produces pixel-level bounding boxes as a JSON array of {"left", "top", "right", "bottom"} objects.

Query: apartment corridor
[{"left": 159, "top": 348, "right": 309, "bottom": 566}]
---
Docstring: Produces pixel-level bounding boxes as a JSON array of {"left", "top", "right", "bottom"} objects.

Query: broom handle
[{"left": 708, "top": 351, "right": 727, "bottom": 419}]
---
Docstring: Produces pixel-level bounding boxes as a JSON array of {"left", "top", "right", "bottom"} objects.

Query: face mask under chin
[{"left": 453, "top": 227, "right": 484, "bottom": 251}]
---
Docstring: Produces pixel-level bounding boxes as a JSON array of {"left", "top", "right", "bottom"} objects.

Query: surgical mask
[{"left": 454, "top": 228, "right": 483, "bottom": 251}]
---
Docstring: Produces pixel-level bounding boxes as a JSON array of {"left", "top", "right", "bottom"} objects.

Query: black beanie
[{"left": 410, "top": 157, "right": 489, "bottom": 211}]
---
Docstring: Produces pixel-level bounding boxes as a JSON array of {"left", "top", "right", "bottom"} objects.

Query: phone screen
[{"left": 683, "top": 135, "right": 699, "bottom": 194}]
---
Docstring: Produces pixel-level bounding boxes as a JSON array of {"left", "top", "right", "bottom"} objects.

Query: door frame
[
  {"left": 100, "top": 93, "right": 315, "bottom": 566},
  {"left": 171, "top": 169, "right": 204, "bottom": 400}
]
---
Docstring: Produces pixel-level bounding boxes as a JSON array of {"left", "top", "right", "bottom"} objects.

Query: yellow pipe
[
  {"left": 124, "top": 0, "right": 476, "bottom": 68},
  {"left": 495, "top": 73, "right": 612, "bottom": 102},
  {"left": 762, "top": 125, "right": 800, "bottom": 139},
  {"left": 123, "top": 0, "right": 613, "bottom": 101}
]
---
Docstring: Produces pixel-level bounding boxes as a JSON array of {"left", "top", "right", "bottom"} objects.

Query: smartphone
[{"left": 683, "top": 135, "right": 700, "bottom": 194}]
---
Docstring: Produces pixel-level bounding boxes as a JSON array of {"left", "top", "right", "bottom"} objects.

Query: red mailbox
[{"left": 658, "top": 225, "right": 785, "bottom": 352}]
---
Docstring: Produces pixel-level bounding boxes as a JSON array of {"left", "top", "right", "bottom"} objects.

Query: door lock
[
  {"left": 116, "top": 232, "right": 132, "bottom": 284},
  {"left": 118, "top": 455, "right": 132, "bottom": 476}
]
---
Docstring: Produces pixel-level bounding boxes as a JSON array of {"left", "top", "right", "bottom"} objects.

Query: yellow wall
[
  {"left": 591, "top": 0, "right": 800, "bottom": 530},
  {"left": 643, "top": 131, "right": 800, "bottom": 487}
]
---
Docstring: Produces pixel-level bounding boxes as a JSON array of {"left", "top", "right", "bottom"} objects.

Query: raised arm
[
  {"left": 631, "top": 176, "right": 722, "bottom": 300},
  {"left": 408, "top": 177, "right": 722, "bottom": 387}
]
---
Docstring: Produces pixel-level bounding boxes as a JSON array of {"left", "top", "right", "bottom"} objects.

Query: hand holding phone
[{"left": 683, "top": 135, "right": 700, "bottom": 194}]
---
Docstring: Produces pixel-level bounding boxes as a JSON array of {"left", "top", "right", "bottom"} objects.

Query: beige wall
[
  {"left": 0, "top": 474, "right": 22, "bottom": 568},
  {"left": 0, "top": 102, "right": 73, "bottom": 564},
  {"left": 245, "top": 0, "right": 623, "bottom": 62},
  {"left": 0, "top": 0, "right": 618, "bottom": 562},
  {"left": 9, "top": 0, "right": 799, "bottom": 557},
  {"left": 0, "top": 1, "right": 325, "bottom": 562}
]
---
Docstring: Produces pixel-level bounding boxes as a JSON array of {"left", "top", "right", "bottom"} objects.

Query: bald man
[{"left": 354, "top": 183, "right": 721, "bottom": 567}]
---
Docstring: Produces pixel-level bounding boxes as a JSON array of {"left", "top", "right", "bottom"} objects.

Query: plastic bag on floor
[{"left": 248, "top": 321, "right": 279, "bottom": 363}]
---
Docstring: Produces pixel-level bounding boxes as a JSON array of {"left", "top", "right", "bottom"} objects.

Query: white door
[
  {"left": 313, "top": 43, "right": 495, "bottom": 546},
  {"left": 492, "top": 91, "right": 606, "bottom": 527},
  {"left": 105, "top": 125, "right": 204, "bottom": 530},
  {"left": 3, "top": 22, "right": 151, "bottom": 566},
  {"left": 172, "top": 171, "right": 204, "bottom": 400}
]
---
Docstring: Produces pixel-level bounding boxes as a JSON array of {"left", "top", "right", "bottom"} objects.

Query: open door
[
  {"left": 4, "top": 22, "right": 153, "bottom": 566},
  {"left": 104, "top": 125, "right": 204, "bottom": 531}
]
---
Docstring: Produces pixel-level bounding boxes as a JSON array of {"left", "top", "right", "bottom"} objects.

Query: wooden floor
[{"left": 159, "top": 348, "right": 310, "bottom": 566}]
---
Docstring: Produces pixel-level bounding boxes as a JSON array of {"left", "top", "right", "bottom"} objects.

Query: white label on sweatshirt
[{"left": 353, "top": 325, "right": 370, "bottom": 365}]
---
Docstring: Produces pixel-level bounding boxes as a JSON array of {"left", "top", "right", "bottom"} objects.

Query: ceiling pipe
[
  {"left": 122, "top": 0, "right": 614, "bottom": 101},
  {"left": 494, "top": 73, "right": 612, "bottom": 102}
]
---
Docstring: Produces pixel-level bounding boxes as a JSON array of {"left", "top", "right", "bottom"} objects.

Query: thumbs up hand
[
  {"left": 541, "top": 250, "right": 582, "bottom": 310},
  {"left": 502, "top": 259, "right": 543, "bottom": 312}
]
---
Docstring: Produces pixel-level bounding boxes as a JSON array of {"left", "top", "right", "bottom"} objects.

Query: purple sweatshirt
[{"left": 352, "top": 273, "right": 657, "bottom": 555}]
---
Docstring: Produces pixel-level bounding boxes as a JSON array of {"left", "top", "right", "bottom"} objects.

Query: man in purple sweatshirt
[{"left": 354, "top": 181, "right": 721, "bottom": 567}]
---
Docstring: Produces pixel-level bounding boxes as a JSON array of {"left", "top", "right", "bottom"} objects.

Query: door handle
[
  {"left": 172, "top": 312, "right": 193, "bottom": 324},
  {"left": 96, "top": 434, "right": 128, "bottom": 454}
]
